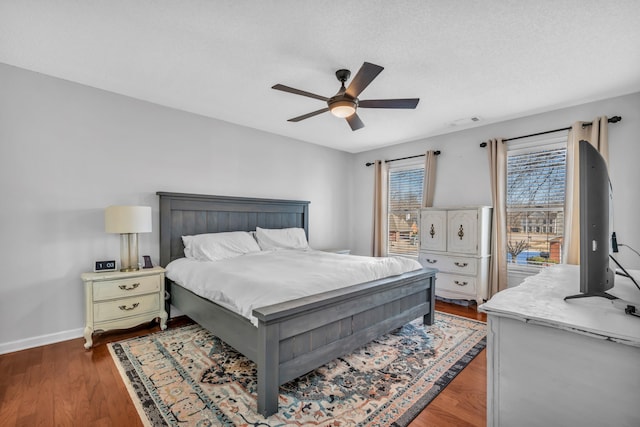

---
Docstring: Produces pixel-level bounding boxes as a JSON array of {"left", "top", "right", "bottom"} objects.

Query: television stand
[
  {"left": 480, "top": 264, "right": 640, "bottom": 427},
  {"left": 564, "top": 291, "right": 618, "bottom": 301}
]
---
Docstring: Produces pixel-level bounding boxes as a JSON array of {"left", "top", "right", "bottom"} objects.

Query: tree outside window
[{"left": 507, "top": 145, "right": 566, "bottom": 267}]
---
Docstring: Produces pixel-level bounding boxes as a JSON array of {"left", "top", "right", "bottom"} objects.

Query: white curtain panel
[
  {"left": 422, "top": 150, "right": 437, "bottom": 208},
  {"left": 487, "top": 138, "right": 508, "bottom": 297},
  {"left": 372, "top": 160, "right": 389, "bottom": 257}
]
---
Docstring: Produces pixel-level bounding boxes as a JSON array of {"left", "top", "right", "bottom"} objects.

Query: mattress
[{"left": 166, "top": 249, "right": 423, "bottom": 326}]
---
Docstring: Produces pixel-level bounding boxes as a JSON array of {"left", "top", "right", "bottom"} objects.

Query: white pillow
[
  {"left": 255, "top": 227, "right": 310, "bottom": 250},
  {"left": 182, "top": 231, "right": 261, "bottom": 261}
]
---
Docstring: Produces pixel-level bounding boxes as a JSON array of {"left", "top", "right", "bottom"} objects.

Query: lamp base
[{"left": 119, "top": 233, "right": 140, "bottom": 272}]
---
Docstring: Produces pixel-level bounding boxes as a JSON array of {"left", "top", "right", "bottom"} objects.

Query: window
[
  {"left": 506, "top": 135, "right": 567, "bottom": 273},
  {"left": 387, "top": 163, "right": 424, "bottom": 256}
]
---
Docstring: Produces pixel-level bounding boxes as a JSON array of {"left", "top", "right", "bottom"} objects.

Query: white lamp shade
[{"left": 105, "top": 206, "right": 152, "bottom": 233}]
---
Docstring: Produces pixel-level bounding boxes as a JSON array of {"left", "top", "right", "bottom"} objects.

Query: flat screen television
[{"left": 565, "top": 140, "right": 615, "bottom": 301}]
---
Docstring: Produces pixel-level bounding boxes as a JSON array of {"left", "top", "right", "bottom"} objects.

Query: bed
[{"left": 157, "top": 191, "right": 436, "bottom": 416}]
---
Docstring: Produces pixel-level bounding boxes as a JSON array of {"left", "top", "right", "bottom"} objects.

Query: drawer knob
[
  {"left": 118, "top": 303, "right": 140, "bottom": 311},
  {"left": 454, "top": 262, "right": 468, "bottom": 268},
  {"left": 429, "top": 224, "right": 436, "bottom": 238},
  {"left": 458, "top": 225, "right": 465, "bottom": 240},
  {"left": 118, "top": 283, "right": 140, "bottom": 291},
  {"left": 425, "top": 259, "right": 438, "bottom": 264},
  {"left": 454, "top": 280, "right": 469, "bottom": 286}
]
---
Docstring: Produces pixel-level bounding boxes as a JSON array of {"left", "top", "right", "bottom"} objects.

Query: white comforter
[{"left": 166, "top": 249, "right": 423, "bottom": 326}]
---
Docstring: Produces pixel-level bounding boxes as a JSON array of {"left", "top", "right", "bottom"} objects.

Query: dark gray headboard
[{"left": 157, "top": 192, "right": 310, "bottom": 266}]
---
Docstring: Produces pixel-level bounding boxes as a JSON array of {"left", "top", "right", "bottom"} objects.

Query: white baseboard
[
  {"left": 0, "top": 305, "right": 183, "bottom": 355},
  {"left": 0, "top": 327, "right": 84, "bottom": 355}
]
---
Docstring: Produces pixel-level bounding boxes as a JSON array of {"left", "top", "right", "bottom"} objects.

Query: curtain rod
[
  {"left": 479, "top": 115, "right": 622, "bottom": 148},
  {"left": 365, "top": 151, "right": 440, "bottom": 167}
]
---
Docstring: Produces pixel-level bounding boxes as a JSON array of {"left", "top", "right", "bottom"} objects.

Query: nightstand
[{"left": 81, "top": 266, "right": 167, "bottom": 349}]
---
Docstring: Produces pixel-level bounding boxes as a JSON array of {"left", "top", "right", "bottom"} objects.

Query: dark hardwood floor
[{"left": 0, "top": 300, "right": 487, "bottom": 426}]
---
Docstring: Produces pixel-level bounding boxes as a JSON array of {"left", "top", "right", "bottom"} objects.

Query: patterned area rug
[{"left": 109, "top": 312, "right": 486, "bottom": 427}]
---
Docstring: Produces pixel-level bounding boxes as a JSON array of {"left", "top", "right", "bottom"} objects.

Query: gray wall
[
  {"left": 0, "top": 64, "right": 351, "bottom": 351},
  {"left": 349, "top": 92, "right": 640, "bottom": 270},
  {"left": 2, "top": 61, "right": 639, "bottom": 353}
]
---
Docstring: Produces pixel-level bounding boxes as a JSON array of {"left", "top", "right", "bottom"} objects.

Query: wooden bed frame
[{"left": 157, "top": 191, "right": 436, "bottom": 416}]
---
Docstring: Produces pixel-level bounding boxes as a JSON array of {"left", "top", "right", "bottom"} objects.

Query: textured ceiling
[{"left": 1, "top": 1, "right": 639, "bottom": 153}]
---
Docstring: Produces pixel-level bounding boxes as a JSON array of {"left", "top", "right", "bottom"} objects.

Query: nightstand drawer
[
  {"left": 436, "top": 273, "right": 477, "bottom": 296},
  {"left": 93, "top": 274, "right": 161, "bottom": 301},
  {"left": 93, "top": 293, "right": 161, "bottom": 322}
]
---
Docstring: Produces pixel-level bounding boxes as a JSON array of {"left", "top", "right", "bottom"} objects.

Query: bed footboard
[{"left": 252, "top": 268, "right": 435, "bottom": 416}]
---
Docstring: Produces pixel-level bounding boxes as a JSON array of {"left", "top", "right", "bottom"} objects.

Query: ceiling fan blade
[
  {"left": 272, "top": 84, "right": 328, "bottom": 102},
  {"left": 287, "top": 108, "right": 330, "bottom": 122},
  {"left": 359, "top": 98, "right": 420, "bottom": 109},
  {"left": 346, "top": 113, "right": 365, "bottom": 131},
  {"left": 345, "top": 62, "right": 384, "bottom": 98}
]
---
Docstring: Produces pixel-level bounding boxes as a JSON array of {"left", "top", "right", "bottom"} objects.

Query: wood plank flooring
[
  {"left": 0, "top": 300, "right": 487, "bottom": 426},
  {"left": 411, "top": 301, "right": 487, "bottom": 427}
]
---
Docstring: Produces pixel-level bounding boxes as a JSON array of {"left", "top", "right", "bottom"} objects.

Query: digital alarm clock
[{"left": 94, "top": 260, "right": 117, "bottom": 272}]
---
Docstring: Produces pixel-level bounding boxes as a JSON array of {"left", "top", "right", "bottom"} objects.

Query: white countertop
[{"left": 479, "top": 264, "right": 640, "bottom": 346}]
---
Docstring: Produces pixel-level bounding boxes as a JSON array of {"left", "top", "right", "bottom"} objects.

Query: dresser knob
[
  {"left": 454, "top": 262, "right": 468, "bottom": 268},
  {"left": 454, "top": 280, "right": 469, "bottom": 286},
  {"left": 425, "top": 259, "right": 438, "bottom": 264},
  {"left": 119, "top": 283, "right": 140, "bottom": 291}
]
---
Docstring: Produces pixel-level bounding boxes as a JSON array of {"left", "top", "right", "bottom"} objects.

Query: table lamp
[{"left": 105, "top": 205, "right": 152, "bottom": 272}]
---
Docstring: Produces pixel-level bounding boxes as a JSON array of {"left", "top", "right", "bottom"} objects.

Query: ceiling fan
[{"left": 272, "top": 62, "right": 419, "bottom": 131}]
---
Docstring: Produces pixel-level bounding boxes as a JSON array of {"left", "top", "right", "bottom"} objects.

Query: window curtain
[
  {"left": 563, "top": 116, "right": 609, "bottom": 265},
  {"left": 487, "top": 138, "right": 508, "bottom": 298},
  {"left": 372, "top": 160, "right": 389, "bottom": 257},
  {"left": 422, "top": 150, "right": 437, "bottom": 207}
]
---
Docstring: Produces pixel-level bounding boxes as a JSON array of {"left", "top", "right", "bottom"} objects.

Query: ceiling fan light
[{"left": 330, "top": 100, "right": 356, "bottom": 118}]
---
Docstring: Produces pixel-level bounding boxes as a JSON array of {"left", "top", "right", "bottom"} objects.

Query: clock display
[{"left": 94, "top": 260, "right": 117, "bottom": 272}]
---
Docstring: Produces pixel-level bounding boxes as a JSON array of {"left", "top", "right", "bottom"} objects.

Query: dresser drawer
[
  {"left": 93, "top": 293, "right": 161, "bottom": 322},
  {"left": 418, "top": 253, "right": 478, "bottom": 276},
  {"left": 436, "top": 273, "right": 477, "bottom": 296},
  {"left": 93, "top": 274, "right": 161, "bottom": 301},
  {"left": 418, "top": 252, "right": 442, "bottom": 268}
]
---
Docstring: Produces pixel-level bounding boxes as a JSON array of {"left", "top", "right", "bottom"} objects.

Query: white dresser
[
  {"left": 81, "top": 266, "right": 167, "bottom": 349},
  {"left": 418, "top": 206, "right": 492, "bottom": 304},
  {"left": 480, "top": 264, "right": 640, "bottom": 427}
]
